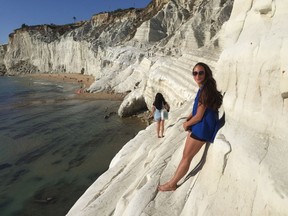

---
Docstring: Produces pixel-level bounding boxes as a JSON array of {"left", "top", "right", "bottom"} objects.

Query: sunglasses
[{"left": 192, "top": 70, "right": 205, "bottom": 76}]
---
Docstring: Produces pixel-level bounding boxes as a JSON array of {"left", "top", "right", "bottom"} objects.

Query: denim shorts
[{"left": 154, "top": 109, "right": 162, "bottom": 121}]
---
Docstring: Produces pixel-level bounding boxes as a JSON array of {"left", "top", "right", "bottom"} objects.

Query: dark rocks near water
[
  {"left": 15, "top": 150, "right": 44, "bottom": 165},
  {"left": 15, "top": 144, "right": 52, "bottom": 165},
  {"left": 0, "top": 163, "right": 12, "bottom": 171},
  {"left": 104, "top": 111, "right": 117, "bottom": 119},
  {"left": 8, "top": 60, "right": 40, "bottom": 75},
  {"left": 51, "top": 159, "right": 62, "bottom": 165},
  {"left": 67, "top": 155, "right": 86, "bottom": 171},
  {"left": 9, "top": 169, "right": 29, "bottom": 184},
  {"left": 0, "top": 64, "right": 7, "bottom": 76}
]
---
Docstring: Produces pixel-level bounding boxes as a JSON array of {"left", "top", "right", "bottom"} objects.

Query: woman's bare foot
[{"left": 158, "top": 182, "right": 177, "bottom": 192}]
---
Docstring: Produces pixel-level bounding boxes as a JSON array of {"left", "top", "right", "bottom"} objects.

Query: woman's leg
[
  {"left": 158, "top": 134, "right": 205, "bottom": 191},
  {"left": 160, "top": 120, "right": 165, "bottom": 137},
  {"left": 156, "top": 121, "right": 161, "bottom": 138}
]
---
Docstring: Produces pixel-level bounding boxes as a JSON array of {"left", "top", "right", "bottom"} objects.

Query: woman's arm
[
  {"left": 150, "top": 106, "right": 156, "bottom": 118},
  {"left": 183, "top": 103, "right": 206, "bottom": 130},
  {"left": 186, "top": 113, "right": 193, "bottom": 121},
  {"left": 164, "top": 102, "right": 170, "bottom": 112}
]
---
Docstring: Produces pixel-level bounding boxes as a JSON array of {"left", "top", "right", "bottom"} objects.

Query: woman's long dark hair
[
  {"left": 153, "top": 93, "right": 167, "bottom": 110},
  {"left": 193, "top": 62, "right": 222, "bottom": 111}
]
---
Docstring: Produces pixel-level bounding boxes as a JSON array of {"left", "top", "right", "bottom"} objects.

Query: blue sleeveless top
[{"left": 190, "top": 89, "right": 219, "bottom": 143}]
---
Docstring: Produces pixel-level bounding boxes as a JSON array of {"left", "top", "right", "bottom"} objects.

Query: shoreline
[
  {"left": 25, "top": 72, "right": 152, "bottom": 124},
  {"left": 27, "top": 73, "right": 95, "bottom": 87},
  {"left": 26, "top": 73, "right": 126, "bottom": 101}
]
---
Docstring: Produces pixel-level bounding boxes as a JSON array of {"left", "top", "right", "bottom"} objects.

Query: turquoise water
[{"left": 0, "top": 76, "right": 146, "bottom": 216}]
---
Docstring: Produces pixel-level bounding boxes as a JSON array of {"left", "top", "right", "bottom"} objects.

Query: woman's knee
[{"left": 180, "top": 156, "right": 193, "bottom": 165}]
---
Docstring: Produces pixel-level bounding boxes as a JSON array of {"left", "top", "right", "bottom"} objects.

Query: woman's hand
[
  {"left": 183, "top": 122, "right": 189, "bottom": 131},
  {"left": 149, "top": 106, "right": 155, "bottom": 118},
  {"left": 183, "top": 115, "right": 191, "bottom": 131}
]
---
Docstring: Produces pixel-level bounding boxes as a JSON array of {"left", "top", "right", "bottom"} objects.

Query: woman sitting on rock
[{"left": 158, "top": 62, "right": 223, "bottom": 191}]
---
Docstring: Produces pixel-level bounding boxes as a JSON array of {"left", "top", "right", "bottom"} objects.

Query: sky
[{"left": 0, "top": 0, "right": 151, "bottom": 45}]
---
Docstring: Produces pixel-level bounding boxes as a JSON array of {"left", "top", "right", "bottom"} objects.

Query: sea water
[{"left": 0, "top": 76, "right": 146, "bottom": 216}]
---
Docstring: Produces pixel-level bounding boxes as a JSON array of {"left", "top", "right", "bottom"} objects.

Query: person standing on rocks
[
  {"left": 158, "top": 62, "right": 223, "bottom": 191},
  {"left": 152, "top": 93, "right": 170, "bottom": 138}
]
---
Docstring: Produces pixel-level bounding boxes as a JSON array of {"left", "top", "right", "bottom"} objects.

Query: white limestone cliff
[{"left": 0, "top": 0, "right": 287, "bottom": 215}]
